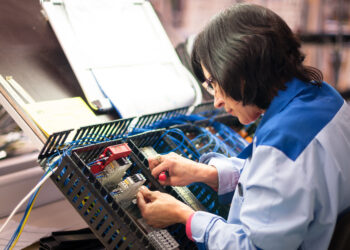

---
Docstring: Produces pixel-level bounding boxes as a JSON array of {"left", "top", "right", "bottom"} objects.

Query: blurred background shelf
[{"left": 151, "top": 0, "right": 350, "bottom": 98}]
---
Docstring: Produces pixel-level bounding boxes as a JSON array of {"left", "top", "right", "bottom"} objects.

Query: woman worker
[{"left": 137, "top": 3, "right": 350, "bottom": 249}]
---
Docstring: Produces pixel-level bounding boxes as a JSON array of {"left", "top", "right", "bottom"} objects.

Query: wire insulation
[{"left": 0, "top": 167, "right": 57, "bottom": 234}]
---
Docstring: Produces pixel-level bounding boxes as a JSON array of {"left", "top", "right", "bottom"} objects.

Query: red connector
[{"left": 91, "top": 143, "right": 132, "bottom": 174}]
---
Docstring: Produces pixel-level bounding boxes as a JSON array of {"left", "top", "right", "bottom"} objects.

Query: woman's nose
[{"left": 214, "top": 95, "right": 224, "bottom": 109}]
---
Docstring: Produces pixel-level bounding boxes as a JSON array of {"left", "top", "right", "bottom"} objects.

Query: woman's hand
[
  {"left": 137, "top": 186, "right": 194, "bottom": 228},
  {"left": 148, "top": 152, "right": 198, "bottom": 186},
  {"left": 148, "top": 152, "right": 219, "bottom": 190}
]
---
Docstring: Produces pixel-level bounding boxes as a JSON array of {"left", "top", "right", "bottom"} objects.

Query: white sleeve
[
  {"left": 191, "top": 146, "right": 315, "bottom": 250},
  {"left": 199, "top": 152, "right": 244, "bottom": 202}
]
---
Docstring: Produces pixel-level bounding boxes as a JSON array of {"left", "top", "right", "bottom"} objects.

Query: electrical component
[
  {"left": 90, "top": 143, "right": 132, "bottom": 174},
  {"left": 172, "top": 186, "right": 203, "bottom": 211},
  {"left": 111, "top": 173, "right": 146, "bottom": 207},
  {"left": 105, "top": 162, "right": 179, "bottom": 249},
  {"left": 95, "top": 157, "right": 132, "bottom": 191},
  {"left": 139, "top": 146, "right": 158, "bottom": 159},
  {"left": 137, "top": 218, "right": 179, "bottom": 250}
]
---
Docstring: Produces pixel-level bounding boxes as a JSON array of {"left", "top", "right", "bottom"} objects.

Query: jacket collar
[{"left": 237, "top": 78, "right": 308, "bottom": 159}]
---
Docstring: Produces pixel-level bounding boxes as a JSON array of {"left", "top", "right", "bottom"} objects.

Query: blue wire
[
  {"left": 6, "top": 166, "right": 54, "bottom": 249},
  {"left": 189, "top": 126, "right": 234, "bottom": 156},
  {"left": 153, "top": 128, "right": 200, "bottom": 160}
]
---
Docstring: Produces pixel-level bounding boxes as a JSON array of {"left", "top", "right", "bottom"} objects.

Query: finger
[
  {"left": 138, "top": 185, "right": 149, "bottom": 194},
  {"left": 148, "top": 155, "right": 162, "bottom": 170},
  {"left": 139, "top": 186, "right": 157, "bottom": 201},
  {"left": 151, "top": 162, "right": 170, "bottom": 178},
  {"left": 136, "top": 191, "right": 146, "bottom": 211},
  {"left": 148, "top": 157, "right": 157, "bottom": 170}
]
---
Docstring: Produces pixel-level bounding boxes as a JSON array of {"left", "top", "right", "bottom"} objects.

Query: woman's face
[{"left": 202, "top": 66, "right": 264, "bottom": 125}]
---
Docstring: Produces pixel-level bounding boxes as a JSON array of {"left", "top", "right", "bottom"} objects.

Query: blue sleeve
[
  {"left": 192, "top": 146, "right": 315, "bottom": 250},
  {"left": 190, "top": 211, "right": 258, "bottom": 250},
  {"left": 199, "top": 152, "right": 244, "bottom": 204}
]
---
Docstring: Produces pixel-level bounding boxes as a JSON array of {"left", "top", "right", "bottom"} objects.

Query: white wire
[{"left": 0, "top": 167, "right": 57, "bottom": 233}]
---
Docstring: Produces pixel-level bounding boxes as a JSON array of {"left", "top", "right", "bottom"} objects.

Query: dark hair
[{"left": 191, "top": 3, "right": 323, "bottom": 110}]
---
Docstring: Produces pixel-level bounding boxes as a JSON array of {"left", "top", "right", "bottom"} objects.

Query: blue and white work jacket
[{"left": 187, "top": 78, "right": 350, "bottom": 250}]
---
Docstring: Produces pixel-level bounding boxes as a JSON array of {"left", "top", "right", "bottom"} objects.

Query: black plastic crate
[
  {"left": 39, "top": 138, "right": 189, "bottom": 250},
  {"left": 78, "top": 138, "right": 200, "bottom": 249},
  {"left": 38, "top": 118, "right": 134, "bottom": 161},
  {"left": 133, "top": 107, "right": 189, "bottom": 130},
  {"left": 36, "top": 103, "right": 248, "bottom": 249},
  {"left": 39, "top": 135, "right": 204, "bottom": 249},
  {"left": 72, "top": 117, "right": 134, "bottom": 142},
  {"left": 73, "top": 139, "right": 198, "bottom": 249},
  {"left": 40, "top": 150, "right": 150, "bottom": 249}
]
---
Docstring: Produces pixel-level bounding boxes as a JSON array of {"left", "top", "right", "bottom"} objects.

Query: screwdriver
[{"left": 158, "top": 171, "right": 169, "bottom": 181}]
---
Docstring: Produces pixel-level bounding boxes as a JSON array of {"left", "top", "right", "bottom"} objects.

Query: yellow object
[{"left": 24, "top": 97, "right": 100, "bottom": 137}]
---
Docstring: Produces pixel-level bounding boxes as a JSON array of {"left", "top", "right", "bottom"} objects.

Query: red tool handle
[{"left": 158, "top": 171, "right": 169, "bottom": 181}]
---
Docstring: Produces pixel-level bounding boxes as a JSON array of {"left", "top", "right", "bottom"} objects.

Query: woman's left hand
[{"left": 137, "top": 186, "right": 194, "bottom": 228}]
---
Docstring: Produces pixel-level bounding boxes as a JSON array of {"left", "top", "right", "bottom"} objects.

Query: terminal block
[
  {"left": 90, "top": 143, "right": 132, "bottom": 174},
  {"left": 140, "top": 146, "right": 160, "bottom": 159},
  {"left": 111, "top": 171, "right": 180, "bottom": 249},
  {"left": 137, "top": 218, "right": 179, "bottom": 250},
  {"left": 112, "top": 173, "right": 146, "bottom": 207},
  {"left": 95, "top": 157, "right": 132, "bottom": 191}
]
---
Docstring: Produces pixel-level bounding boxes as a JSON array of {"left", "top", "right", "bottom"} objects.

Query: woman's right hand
[{"left": 148, "top": 152, "right": 218, "bottom": 189}]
